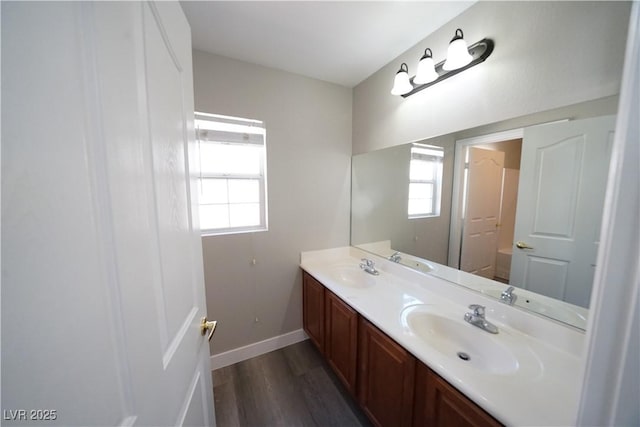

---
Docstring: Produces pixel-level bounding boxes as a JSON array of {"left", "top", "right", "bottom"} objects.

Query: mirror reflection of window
[{"left": 408, "top": 144, "right": 444, "bottom": 218}]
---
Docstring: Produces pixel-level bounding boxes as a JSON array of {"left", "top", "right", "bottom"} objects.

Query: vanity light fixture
[{"left": 391, "top": 28, "right": 494, "bottom": 98}]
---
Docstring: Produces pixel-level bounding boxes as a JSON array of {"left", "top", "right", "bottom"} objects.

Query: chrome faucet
[
  {"left": 500, "top": 286, "right": 517, "bottom": 305},
  {"left": 389, "top": 251, "right": 402, "bottom": 263},
  {"left": 464, "top": 304, "right": 499, "bottom": 334},
  {"left": 360, "top": 258, "right": 379, "bottom": 275}
]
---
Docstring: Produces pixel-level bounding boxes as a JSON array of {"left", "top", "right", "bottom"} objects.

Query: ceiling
[{"left": 180, "top": 1, "right": 475, "bottom": 88}]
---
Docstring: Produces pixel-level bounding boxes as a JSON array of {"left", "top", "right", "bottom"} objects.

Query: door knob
[
  {"left": 516, "top": 241, "right": 534, "bottom": 250},
  {"left": 200, "top": 317, "right": 217, "bottom": 341}
]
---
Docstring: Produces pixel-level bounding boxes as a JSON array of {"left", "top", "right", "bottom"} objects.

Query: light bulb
[
  {"left": 391, "top": 63, "right": 413, "bottom": 96},
  {"left": 414, "top": 48, "right": 439, "bottom": 84},
  {"left": 443, "top": 29, "right": 473, "bottom": 71}
]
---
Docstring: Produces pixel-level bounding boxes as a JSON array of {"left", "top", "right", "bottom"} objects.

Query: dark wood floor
[{"left": 212, "top": 339, "right": 372, "bottom": 427}]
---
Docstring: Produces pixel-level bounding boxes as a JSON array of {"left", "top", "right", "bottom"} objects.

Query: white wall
[
  {"left": 352, "top": 1, "right": 630, "bottom": 154},
  {"left": 192, "top": 51, "right": 352, "bottom": 355}
]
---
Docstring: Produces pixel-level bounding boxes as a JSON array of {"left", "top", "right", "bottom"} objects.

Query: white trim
[
  {"left": 455, "top": 128, "right": 524, "bottom": 147},
  {"left": 209, "top": 329, "right": 308, "bottom": 371},
  {"left": 577, "top": 3, "right": 640, "bottom": 425},
  {"left": 196, "top": 118, "right": 268, "bottom": 235},
  {"left": 195, "top": 111, "right": 263, "bottom": 126},
  {"left": 409, "top": 144, "right": 444, "bottom": 218},
  {"left": 448, "top": 128, "right": 524, "bottom": 268}
]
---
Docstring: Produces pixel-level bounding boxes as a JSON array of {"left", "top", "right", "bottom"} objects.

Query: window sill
[
  {"left": 408, "top": 214, "right": 440, "bottom": 220},
  {"left": 200, "top": 227, "right": 268, "bottom": 238}
]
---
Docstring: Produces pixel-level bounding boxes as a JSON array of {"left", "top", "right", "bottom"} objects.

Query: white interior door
[
  {"left": 510, "top": 115, "right": 615, "bottom": 307},
  {"left": 1, "top": 2, "right": 215, "bottom": 426},
  {"left": 460, "top": 148, "right": 505, "bottom": 278}
]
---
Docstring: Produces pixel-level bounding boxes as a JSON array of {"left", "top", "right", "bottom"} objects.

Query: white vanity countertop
[{"left": 300, "top": 246, "right": 586, "bottom": 427}]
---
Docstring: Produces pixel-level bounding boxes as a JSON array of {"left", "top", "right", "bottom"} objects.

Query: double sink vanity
[{"left": 300, "top": 246, "right": 585, "bottom": 426}]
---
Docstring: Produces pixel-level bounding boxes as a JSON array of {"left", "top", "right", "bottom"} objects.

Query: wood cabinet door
[
  {"left": 413, "top": 362, "right": 502, "bottom": 427},
  {"left": 358, "top": 318, "right": 416, "bottom": 427},
  {"left": 303, "top": 272, "right": 325, "bottom": 352},
  {"left": 325, "top": 290, "right": 359, "bottom": 394}
]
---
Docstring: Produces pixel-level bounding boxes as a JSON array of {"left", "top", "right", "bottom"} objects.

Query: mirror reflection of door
[
  {"left": 511, "top": 115, "right": 616, "bottom": 307},
  {"left": 460, "top": 142, "right": 522, "bottom": 282},
  {"left": 460, "top": 148, "right": 504, "bottom": 278}
]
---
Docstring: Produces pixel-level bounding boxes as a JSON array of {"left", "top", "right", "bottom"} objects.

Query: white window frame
[
  {"left": 408, "top": 143, "right": 444, "bottom": 219},
  {"left": 195, "top": 112, "right": 268, "bottom": 236}
]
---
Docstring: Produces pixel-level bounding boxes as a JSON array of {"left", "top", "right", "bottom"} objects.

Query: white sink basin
[
  {"left": 400, "top": 258, "right": 434, "bottom": 273},
  {"left": 327, "top": 264, "right": 376, "bottom": 288},
  {"left": 403, "top": 305, "right": 540, "bottom": 376}
]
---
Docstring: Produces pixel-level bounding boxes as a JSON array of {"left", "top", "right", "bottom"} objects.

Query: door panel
[
  {"left": 523, "top": 257, "right": 569, "bottom": 300},
  {"left": 511, "top": 116, "right": 615, "bottom": 307},
  {"left": 138, "top": 4, "right": 215, "bottom": 425},
  {"left": 177, "top": 369, "right": 206, "bottom": 426},
  {"left": 143, "top": 0, "right": 199, "bottom": 368},
  {"left": 1, "top": 3, "right": 134, "bottom": 425},
  {"left": 460, "top": 148, "right": 505, "bottom": 278},
  {"left": 1, "top": 2, "right": 215, "bottom": 426},
  {"left": 531, "top": 135, "right": 583, "bottom": 237}
]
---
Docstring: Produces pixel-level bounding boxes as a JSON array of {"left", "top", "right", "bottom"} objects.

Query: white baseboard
[{"left": 210, "top": 329, "right": 308, "bottom": 371}]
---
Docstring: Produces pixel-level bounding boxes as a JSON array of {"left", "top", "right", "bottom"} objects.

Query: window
[
  {"left": 195, "top": 112, "right": 267, "bottom": 235},
  {"left": 408, "top": 144, "right": 444, "bottom": 218}
]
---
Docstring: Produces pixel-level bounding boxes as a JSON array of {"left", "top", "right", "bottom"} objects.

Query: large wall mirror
[{"left": 351, "top": 95, "right": 620, "bottom": 330}]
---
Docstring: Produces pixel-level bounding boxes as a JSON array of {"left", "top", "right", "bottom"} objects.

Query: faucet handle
[
  {"left": 468, "top": 304, "right": 485, "bottom": 317},
  {"left": 500, "top": 286, "right": 517, "bottom": 305},
  {"left": 502, "top": 286, "right": 515, "bottom": 296},
  {"left": 361, "top": 258, "right": 374, "bottom": 267}
]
